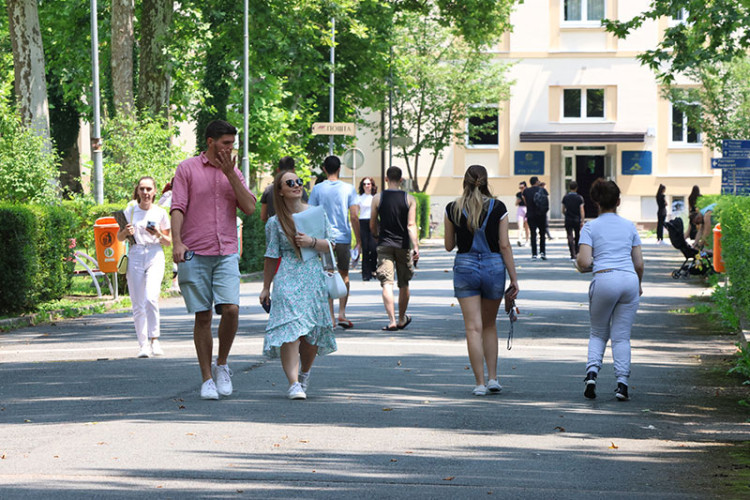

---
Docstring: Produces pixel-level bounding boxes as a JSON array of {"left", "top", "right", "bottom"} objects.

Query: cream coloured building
[{"left": 347, "top": 0, "right": 720, "bottom": 228}]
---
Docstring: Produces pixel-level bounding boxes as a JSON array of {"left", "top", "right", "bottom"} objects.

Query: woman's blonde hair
[
  {"left": 451, "top": 165, "right": 493, "bottom": 232},
  {"left": 272, "top": 171, "right": 302, "bottom": 259}
]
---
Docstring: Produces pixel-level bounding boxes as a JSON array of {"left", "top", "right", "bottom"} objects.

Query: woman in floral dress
[{"left": 260, "top": 171, "right": 337, "bottom": 400}]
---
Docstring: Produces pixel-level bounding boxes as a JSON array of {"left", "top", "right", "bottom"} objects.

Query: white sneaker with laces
[
  {"left": 288, "top": 382, "right": 307, "bottom": 400},
  {"left": 150, "top": 339, "right": 164, "bottom": 356},
  {"left": 299, "top": 371, "right": 311, "bottom": 392},
  {"left": 200, "top": 379, "right": 219, "bottom": 400},
  {"left": 137, "top": 345, "right": 151, "bottom": 358},
  {"left": 487, "top": 379, "right": 503, "bottom": 393},
  {"left": 212, "top": 363, "right": 233, "bottom": 396},
  {"left": 472, "top": 384, "right": 487, "bottom": 396}
]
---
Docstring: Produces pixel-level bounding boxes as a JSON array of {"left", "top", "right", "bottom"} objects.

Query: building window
[
  {"left": 669, "top": 8, "right": 688, "bottom": 26},
  {"left": 671, "top": 103, "right": 701, "bottom": 145},
  {"left": 563, "top": 88, "right": 605, "bottom": 119},
  {"left": 467, "top": 108, "right": 499, "bottom": 146},
  {"left": 563, "top": 0, "right": 605, "bottom": 24}
]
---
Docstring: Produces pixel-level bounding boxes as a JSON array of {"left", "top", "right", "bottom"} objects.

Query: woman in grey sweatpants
[{"left": 575, "top": 179, "right": 644, "bottom": 401}]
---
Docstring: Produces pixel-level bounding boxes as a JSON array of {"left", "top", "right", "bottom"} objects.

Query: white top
[
  {"left": 579, "top": 212, "right": 641, "bottom": 274},
  {"left": 125, "top": 204, "right": 171, "bottom": 246},
  {"left": 357, "top": 193, "right": 374, "bottom": 220}
]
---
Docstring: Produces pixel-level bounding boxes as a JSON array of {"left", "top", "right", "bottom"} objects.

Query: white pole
[
  {"left": 242, "top": 0, "right": 250, "bottom": 187},
  {"left": 329, "top": 18, "right": 335, "bottom": 156},
  {"left": 90, "top": 0, "right": 103, "bottom": 204}
]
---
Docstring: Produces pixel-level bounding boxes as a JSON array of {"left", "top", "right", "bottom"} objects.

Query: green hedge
[
  {"left": 715, "top": 195, "right": 750, "bottom": 321},
  {"left": 0, "top": 205, "right": 39, "bottom": 313},
  {"left": 412, "top": 192, "right": 431, "bottom": 240},
  {"left": 239, "top": 201, "right": 266, "bottom": 273}
]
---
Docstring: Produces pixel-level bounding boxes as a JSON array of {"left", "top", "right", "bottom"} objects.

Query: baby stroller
[{"left": 664, "top": 217, "right": 713, "bottom": 279}]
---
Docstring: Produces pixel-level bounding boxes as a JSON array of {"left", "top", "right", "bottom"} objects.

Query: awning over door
[{"left": 519, "top": 131, "right": 645, "bottom": 143}]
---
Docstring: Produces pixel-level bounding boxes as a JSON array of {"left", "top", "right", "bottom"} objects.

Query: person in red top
[{"left": 171, "top": 120, "right": 257, "bottom": 400}]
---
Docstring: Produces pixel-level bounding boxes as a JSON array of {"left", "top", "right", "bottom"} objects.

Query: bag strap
[{"left": 325, "top": 239, "right": 336, "bottom": 270}]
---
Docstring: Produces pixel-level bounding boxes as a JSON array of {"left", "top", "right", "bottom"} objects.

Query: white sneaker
[
  {"left": 487, "top": 379, "right": 503, "bottom": 393},
  {"left": 299, "top": 371, "right": 311, "bottom": 392},
  {"left": 137, "top": 345, "right": 151, "bottom": 358},
  {"left": 212, "top": 363, "right": 233, "bottom": 396},
  {"left": 200, "top": 379, "right": 219, "bottom": 400},
  {"left": 288, "top": 382, "right": 307, "bottom": 400},
  {"left": 472, "top": 384, "right": 487, "bottom": 396},
  {"left": 150, "top": 339, "right": 164, "bottom": 356}
]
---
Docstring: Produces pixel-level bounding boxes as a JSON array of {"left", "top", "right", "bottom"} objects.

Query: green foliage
[
  {"left": 100, "top": 115, "right": 187, "bottom": 203},
  {"left": 239, "top": 202, "right": 266, "bottom": 273},
  {"left": 386, "top": 11, "right": 512, "bottom": 191},
  {"left": 29, "top": 205, "right": 77, "bottom": 302},
  {"left": 0, "top": 83, "right": 61, "bottom": 204},
  {"left": 412, "top": 192, "right": 431, "bottom": 240},
  {"left": 603, "top": 1, "right": 750, "bottom": 86},
  {"left": 716, "top": 195, "right": 750, "bottom": 323},
  {"left": 728, "top": 343, "right": 750, "bottom": 387},
  {"left": 0, "top": 205, "right": 38, "bottom": 313}
]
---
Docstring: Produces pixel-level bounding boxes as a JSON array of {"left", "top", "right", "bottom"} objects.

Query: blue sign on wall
[
  {"left": 514, "top": 151, "right": 544, "bottom": 176},
  {"left": 621, "top": 151, "right": 652, "bottom": 175}
]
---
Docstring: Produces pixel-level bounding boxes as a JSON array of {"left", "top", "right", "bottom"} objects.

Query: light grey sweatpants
[{"left": 586, "top": 270, "right": 640, "bottom": 385}]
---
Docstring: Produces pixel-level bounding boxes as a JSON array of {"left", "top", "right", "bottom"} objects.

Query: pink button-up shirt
[{"left": 171, "top": 152, "right": 254, "bottom": 256}]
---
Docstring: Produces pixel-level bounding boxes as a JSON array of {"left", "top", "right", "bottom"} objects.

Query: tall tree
[
  {"left": 388, "top": 12, "right": 510, "bottom": 192},
  {"left": 137, "top": 0, "right": 172, "bottom": 117},
  {"left": 6, "top": 0, "right": 50, "bottom": 138},
  {"left": 111, "top": 0, "right": 134, "bottom": 117}
]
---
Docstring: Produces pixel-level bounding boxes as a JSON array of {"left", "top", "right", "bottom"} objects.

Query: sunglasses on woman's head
[
  {"left": 363, "top": 182, "right": 371, "bottom": 186},
  {"left": 284, "top": 178, "right": 304, "bottom": 187}
]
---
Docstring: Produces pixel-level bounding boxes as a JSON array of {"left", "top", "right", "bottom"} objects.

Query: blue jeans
[{"left": 453, "top": 252, "right": 506, "bottom": 300}]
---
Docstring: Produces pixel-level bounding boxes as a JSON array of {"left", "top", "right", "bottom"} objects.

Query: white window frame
[
  {"left": 561, "top": 88, "right": 606, "bottom": 122},
  {"left": 669, "top": 101, "right": 702, "bottom": 147},
  {"left": 669, "top": 8, "right": 688, "bottom": 27},
  {"left": 466, "top": 105, "right": 499, "bottom": 149},
  {"left": 561, "top": 0, "right": 606, "bottom": 28}
]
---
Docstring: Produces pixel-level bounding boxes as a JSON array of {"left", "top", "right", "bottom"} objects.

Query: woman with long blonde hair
[
  {"left": 445, "top": 165, "right": 519, "bottom": 396},
  {"left": 260, "top": 170, "right": 337, "bottom": 400}
]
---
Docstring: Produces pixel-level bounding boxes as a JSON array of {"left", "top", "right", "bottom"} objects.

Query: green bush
[
  {"left": 412, "top": 192, "right": 431, "bottom": 240},
  {"left": 0, "top": 205, "right": 38, "bottom": 313},
  {"left": 239, "top": 202, "right": 266, "bottom": 273},
  {"left": 30, "top": 204, "right": 77, "bottom": 302},
  {"left": 716, "top": 195, "right": 750, "bottom": 321}
]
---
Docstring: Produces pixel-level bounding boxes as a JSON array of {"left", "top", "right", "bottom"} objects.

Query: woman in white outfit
[
  {"left": 357, "top": 177, "right": 378, "bottom": 281},
  {"left": 117, "top": 176, "right": 172, "bottom": 358},
  {"left": 576, "top": 179, "right": 643, "bottom": 401}
]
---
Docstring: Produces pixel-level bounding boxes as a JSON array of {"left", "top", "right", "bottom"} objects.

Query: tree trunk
[
  {"left": 137, "top": 0, "right": 173, "bottom": 117},
  {"left": 111, "top": 0, "right": 134, "bottom": 118},
  {"left": 6, "top": 0, "right": 50, "bottom": 138}
]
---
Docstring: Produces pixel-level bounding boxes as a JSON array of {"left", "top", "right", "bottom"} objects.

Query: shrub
[
  {"left": 30, "top": 204, "right": 77, "bottom": 302},
  {"left": 716, "top": 195, "right": 750, "bottom": 321},
  {"left": 239, "top": 202, "right": 266, "bottom": 273},
  {"left": 412, "top": 192, "right": 431, "bottom": 240},
  {"left": 0, "top": 204, "right": 38, "bottom": 313}
]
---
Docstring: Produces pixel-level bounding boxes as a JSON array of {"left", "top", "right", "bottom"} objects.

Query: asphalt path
[{"left": 0, "top": 237, "right": 748, "bottom": 498}]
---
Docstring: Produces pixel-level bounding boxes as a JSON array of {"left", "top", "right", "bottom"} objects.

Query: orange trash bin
[
  {"left": 713, "top": 223, "right": 725, "bottom": 273},
  {"left": 94, "top": 217, "right": 126, "bottom": 273}
]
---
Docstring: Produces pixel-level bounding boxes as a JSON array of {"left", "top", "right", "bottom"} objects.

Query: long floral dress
[{"left": 263, "top": 213, "right": 337, "bottom": 358}]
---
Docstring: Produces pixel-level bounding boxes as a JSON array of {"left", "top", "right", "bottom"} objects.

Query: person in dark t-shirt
[
  {"left": 562, "top": 181, "right": 585, "bottom": 260},
  {"left": 522, "top": 176, "right": 548, "bottom": 260}
]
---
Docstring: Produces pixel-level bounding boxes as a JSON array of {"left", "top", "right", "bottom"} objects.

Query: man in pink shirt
[{"left": 171, "top": 120, "right": 257, "bottom": 400}]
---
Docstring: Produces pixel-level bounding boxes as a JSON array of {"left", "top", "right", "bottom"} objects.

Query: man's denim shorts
[
  {"left": 453, "top": 252, "right": 506, "bottom": 300},
  {"left": 177, "top": 253, "right": 240, "bottom": 314}
]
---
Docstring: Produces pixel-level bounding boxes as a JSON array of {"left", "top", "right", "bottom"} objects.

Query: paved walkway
[{"left": 0, "top": 238, "right": 747, "bottom": 498}]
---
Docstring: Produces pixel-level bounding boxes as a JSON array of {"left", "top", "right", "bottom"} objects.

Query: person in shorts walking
[
  {"left": 445, "top": 165, "right": 519, "bottom": 396},
  {"left": 308, "top": 156, "right": 361, "bottom": 329},
  {"left": 171, "top": 120, "right": 257, "bottom": 400},
  {"left": 370, "top": 167, "right": 419, "bottom": 331}
]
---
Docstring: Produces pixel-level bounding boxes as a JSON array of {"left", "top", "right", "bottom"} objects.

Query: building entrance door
[{"left": 576, "top": 155, "right": 605, "bottom": 218}]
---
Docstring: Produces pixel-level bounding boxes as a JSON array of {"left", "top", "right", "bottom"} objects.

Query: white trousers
[
  {"left": 126, "top": 245, "right": 165, "bottom": 347},
  {"left": 586, "top": 270, "right": 640, "bottom": 385}
]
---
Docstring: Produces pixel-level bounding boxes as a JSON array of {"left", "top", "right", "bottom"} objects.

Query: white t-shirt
[
  {"left": 358, "top": 193, "right": 373, "bottom": 220},
  {"left": 579, "top": 212, "right": 641, "bottom": 274},
  {"left": 125, "top": 204, "right": 171, "bottom": 246}
]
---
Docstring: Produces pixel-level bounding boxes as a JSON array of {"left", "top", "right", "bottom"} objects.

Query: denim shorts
[
  {"left": 453, "top": 252, "right": 506, "bottom": 299},
  {"left": 177, "top": 253, "right": 240, "bottom": 314}
]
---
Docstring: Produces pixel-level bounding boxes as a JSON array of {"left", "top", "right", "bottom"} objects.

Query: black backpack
[{"left": 533, "top": 188, "right": 549, "bottom": 214}]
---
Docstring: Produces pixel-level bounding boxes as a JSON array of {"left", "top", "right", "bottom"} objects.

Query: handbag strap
[{"left": 325, "top": 240, "right": 336, "bottom": 270}]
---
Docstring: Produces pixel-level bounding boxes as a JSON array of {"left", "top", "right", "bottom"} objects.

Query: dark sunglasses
[{"left": 284, "top": 178, "right": 304, "bottom": 188}]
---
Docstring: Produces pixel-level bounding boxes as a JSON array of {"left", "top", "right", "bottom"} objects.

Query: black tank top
[{"left": 378, "top": 190, "right": 409, "bottom": 249}]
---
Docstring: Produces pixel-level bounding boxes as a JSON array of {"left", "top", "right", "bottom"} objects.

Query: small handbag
[
  {"left": 324, "top": 240, "right": 348, "bottom": 300},
  {"left": 117, "top": 253, "right": 128, "bottom": 275}
]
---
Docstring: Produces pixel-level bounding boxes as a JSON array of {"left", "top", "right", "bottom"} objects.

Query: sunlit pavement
[{"left": 0, "top": 237, "right": 747, "bottom": 498}]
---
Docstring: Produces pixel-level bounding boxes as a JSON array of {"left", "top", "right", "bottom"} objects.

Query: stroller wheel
[{"left": 672, "top": 270, "right": 681, "bottom": 279}]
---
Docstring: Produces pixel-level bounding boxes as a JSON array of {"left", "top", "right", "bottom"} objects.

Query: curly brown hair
[{"left": 358, "top": 177, "right": 378, "bottom": 195}]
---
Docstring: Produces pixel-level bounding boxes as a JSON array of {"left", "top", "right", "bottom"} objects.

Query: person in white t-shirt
[
  {"left": 576, "top": 179, "right": 644, "bottom": 402},
  {"left": 117, "top": 176, "right": 172, "bottom": 358},
  {"left": 357, "top": 177, "right": 378, "bottom": 281}
]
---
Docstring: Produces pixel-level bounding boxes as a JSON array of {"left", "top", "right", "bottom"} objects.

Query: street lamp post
[
  {"left": 90, "top": 0, "right": 103, "bottom": 204},
  {"left": 242, "top": 0, "right": 250, "bottom": 187}
]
